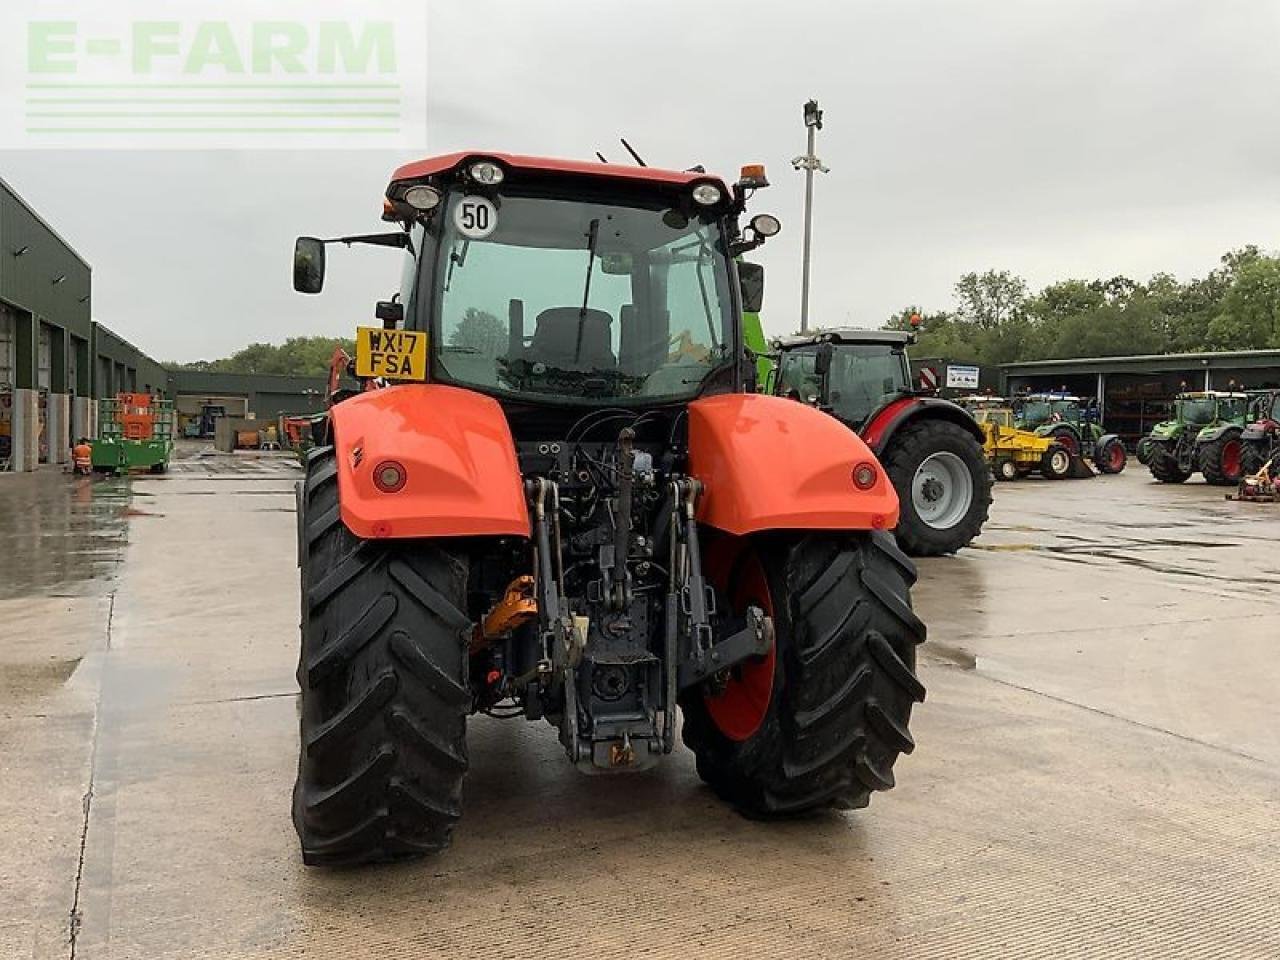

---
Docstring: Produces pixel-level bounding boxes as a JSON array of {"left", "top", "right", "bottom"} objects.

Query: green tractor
[
  {"left": 1013, "top": 392, "right": 1127, "bottom": 474},
  {"left": 1139, "top": 391, "right": 1249, "bottom": 485}
]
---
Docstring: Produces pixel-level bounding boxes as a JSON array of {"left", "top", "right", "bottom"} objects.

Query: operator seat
[{"left": 527, "top": 307, "right": 616, "bottom": 371}]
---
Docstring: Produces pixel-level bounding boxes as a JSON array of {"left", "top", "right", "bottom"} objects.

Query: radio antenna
[{"left": 619, "top": 138, "right": 647, "bottom": 167}]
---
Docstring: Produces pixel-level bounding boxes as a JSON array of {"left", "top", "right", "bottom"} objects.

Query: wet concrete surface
[{"left": 2, "top": 449, "right": 1278, "bottom": 958}]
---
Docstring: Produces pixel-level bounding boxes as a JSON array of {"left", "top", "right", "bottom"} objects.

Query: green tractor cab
[
  {"left": 1013, "top": 393, "right": 1126, "bottom": 474},
  {"left": 1141, "top": 391, "right": 1249, "bottom": 485}
]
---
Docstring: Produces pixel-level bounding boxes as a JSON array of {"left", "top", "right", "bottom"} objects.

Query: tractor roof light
[
  {"left": 468, "top": 160, "right": 505, "bottom": 185},
  {"left": 691, "top": 182, "right": 724, "bottom": 207},
  {"left": 404, "top": 184, "right": 442, "bottom": 211}
]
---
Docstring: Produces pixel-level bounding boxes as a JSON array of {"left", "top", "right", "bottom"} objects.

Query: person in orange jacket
[{"left": 72, "top": 438, "right": 93, "bottom": 475}]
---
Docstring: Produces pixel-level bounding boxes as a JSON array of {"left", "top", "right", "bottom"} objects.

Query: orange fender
[
  {"left": 330, "top": 384, "right": 530, "bottom": 540},
  {"left": 687, "top": 394, "right": 899, "bottom": 535}
]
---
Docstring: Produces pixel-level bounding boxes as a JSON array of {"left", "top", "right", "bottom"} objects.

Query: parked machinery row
[{"left": 1138, "top": 389, "right": 1280, "bottom": 486}]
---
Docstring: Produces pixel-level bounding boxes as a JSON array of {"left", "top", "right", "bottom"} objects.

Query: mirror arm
[{"left": 324, "top": 231, "right": 409, "bottom": 249}]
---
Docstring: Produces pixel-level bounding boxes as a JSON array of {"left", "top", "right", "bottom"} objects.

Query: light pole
[{"left": 793, "top": 99, "right": 829, "bottom": 333}]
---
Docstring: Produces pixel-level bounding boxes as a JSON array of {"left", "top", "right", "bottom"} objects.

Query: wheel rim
[
  {"left": 704, "top": 548, "right": 776, "bottom": 742},
  {"left": 1223, "top": 439, "right": 1242, "bottom": 478},
  {"left": 1000, "top": 460, "right": 1017, "bottom": 480},
  {"left": 1108, "top": 443, "right": 1125, "bottom": 471},
  {"left": 1051, "top": 450, "right": 1070, "bottom": 473},
  {"left": 911, "top": 451, "right": 974, "bottom": 530},
  {"left": 1053, "top": 430, "right": 1079, "bottom": 455}
]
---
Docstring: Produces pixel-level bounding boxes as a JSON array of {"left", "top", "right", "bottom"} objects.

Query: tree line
[
  {"left": 885, "top": 246, "right": 1280, "bottom": 367},
  {"left": 172, "top": 247, "right": 1280, "bottom": 376},
  {"left": 169, "top": 336, "right": 355, "bottom": 376}
]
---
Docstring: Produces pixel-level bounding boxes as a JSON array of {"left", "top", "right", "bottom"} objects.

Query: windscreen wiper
[{"left": 574, "top": 219, "right": 601, "bottom": 364}]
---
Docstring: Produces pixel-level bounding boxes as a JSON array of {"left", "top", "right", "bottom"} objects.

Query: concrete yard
[{"left": 3, "top": 444, "right": 1279, "bottom": 959}]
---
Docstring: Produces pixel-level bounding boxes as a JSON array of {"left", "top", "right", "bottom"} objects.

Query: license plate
[{"left": 355, "top": 327, "right": 428, "bottom": 381}]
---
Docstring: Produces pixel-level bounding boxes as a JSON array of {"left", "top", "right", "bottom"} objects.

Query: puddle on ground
[{"left": 0, "top": 472, "right": 130, "bottom": 601}]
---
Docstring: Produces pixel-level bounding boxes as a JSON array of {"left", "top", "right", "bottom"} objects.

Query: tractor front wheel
[
  {"left": 293, "top": 447, "right": 473, "bottom": 866},
  {"left": 1040, "top": 444, "right": 1071, "bottom": 480},
  {"left": 1148, "top": 445, "right": 1191, "bottom": 483},
  {"left": 1095, "top": 437, "right": 1127, "bottom": 475},
  {"left": 681, "top": 532, "right": 926, "bottom": 818},
  {"left": 1199, "top": 433, "right": 1244, "bottom": 486},
  {"left": 881, "top": 420, "right": 991, "bottom": 556}
]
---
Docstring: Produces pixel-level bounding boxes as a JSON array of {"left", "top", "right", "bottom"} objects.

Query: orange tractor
[{"left": 290, "top": 153, "right": 926, "bottom": 865}]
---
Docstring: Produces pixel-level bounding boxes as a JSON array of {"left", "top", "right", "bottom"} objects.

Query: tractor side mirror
[
  {"left": 814, "top": 341, "right": 834, "bottom": 377},
  {"left": 293, "top": 237, "right": 326, "bottom": 294},
  {"left": 738, "top": 261, "right": 765, "bottom": 313}
]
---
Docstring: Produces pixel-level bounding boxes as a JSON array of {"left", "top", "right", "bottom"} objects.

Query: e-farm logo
[{"left": 0, "top": 1, "right": 426, "bottom": 148}]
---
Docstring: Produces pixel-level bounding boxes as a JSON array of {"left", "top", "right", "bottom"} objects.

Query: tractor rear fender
[
  {"left": 1196, "top": 424, "right": 1241, "bottom": 445},
  {"left": 1240, "top": 422, "right": 1274, "bottom": 442},
  {"left": 860, "top": 396, "right": 984, "bottom": 457},
  {"left": 328, "top": 384, "right": 530, "bottom": 540},
  {"left": 687, "top": 393, "right": 899, "bottom": 536}
]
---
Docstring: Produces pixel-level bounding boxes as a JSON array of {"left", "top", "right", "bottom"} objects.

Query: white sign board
[{"left": 946, "top": 364, "right": 980, "bottom": 389}]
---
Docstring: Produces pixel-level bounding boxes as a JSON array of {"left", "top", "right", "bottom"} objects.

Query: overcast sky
[{"left": 3, "top": 0, "right": 1280, "bottom": 361}]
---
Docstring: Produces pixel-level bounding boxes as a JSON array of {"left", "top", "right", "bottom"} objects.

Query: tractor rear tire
[
  {"left": 1148, "top": 448, "right": 1191, "bottom": 483},
  {"left": 293, "top": 446, "right": 473, "bottom": 866},
  {"left": 881, "top": 420, "right": 991, "bottom": 556},
  {"left": 1199, "top": 433, "right": 1245, "bottom": 486},
  {"left": 1040, "top": 444, "right": 1071, "bottom": 480},
  {"left": 681, "top": 531, "right": 926, "bottom": 818},
  {"left": 1095, "top": 437, "right": 1126, "bottom": 475}
]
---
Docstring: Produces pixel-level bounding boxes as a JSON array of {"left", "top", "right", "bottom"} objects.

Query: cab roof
[
  {"left": 775, "top": 328, "right": 915, "bottom": 349},
  {"left": 388, "top": 152, "right": 729, "bottom": 195},
  {"left": 1178, "top": 391, "right": 1248, "bottom": 399}
]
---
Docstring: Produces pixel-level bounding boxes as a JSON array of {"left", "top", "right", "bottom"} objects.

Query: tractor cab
[
  {"left": 1015, "top": 393, "right": 1090, "bottom": 430},
  {"left": 771, "top": 329, "right": 914, "bottom": 428},
  {"left": 296, "top": 154, "right": 784, "bottom": 416},
  {"left": 1171, "top": 391, "right": 1248, "bottom": 429}
]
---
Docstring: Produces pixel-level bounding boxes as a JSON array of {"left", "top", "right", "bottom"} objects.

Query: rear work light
[
  {"left": 404, "top": 184, "right": 441, "bottom": 211},
  {"left": 373, "top": 460, "right": 408, "bottom": 493},
  {"left": 691, "top": 182, "right": 723, "bottom": 206},
  {"left": 468, "top": 160, "right": 505, "bottom": 185},
  {"left": 852, "top": 461, "right": 878, "bottom": 491}
]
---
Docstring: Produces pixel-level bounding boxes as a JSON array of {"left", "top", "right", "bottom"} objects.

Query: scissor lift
[{"left": 91, "top": 393, "right": 175, "bottom": 475}]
